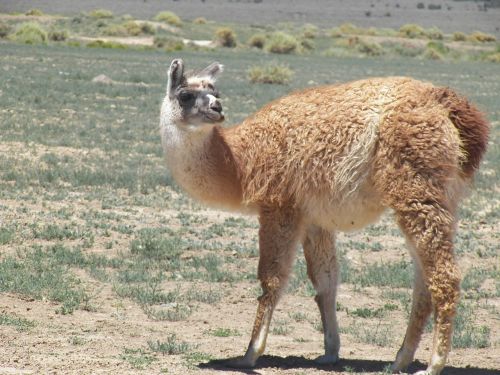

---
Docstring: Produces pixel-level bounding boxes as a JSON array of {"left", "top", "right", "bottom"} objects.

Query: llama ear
[
  {"left": 167, "top": 58, "right": 185, "bottom": 98},
  {"left": 197, "top": 62, "right": 224, "bottom": 83}
]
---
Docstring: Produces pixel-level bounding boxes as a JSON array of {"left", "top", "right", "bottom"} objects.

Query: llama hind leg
[
  {"left": 394, "top": 203, "right": 460, "bottom": 375},
  {"left": 228, "top": 206, "right": 302, "bottom": 368},
  {"left": 303, "top": 225, "right": 340, "bottom": 364},
  {"left": 391, "top": 253, "right": 432, "bottom": 372}
]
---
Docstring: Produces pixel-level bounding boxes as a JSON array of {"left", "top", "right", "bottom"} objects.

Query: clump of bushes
[
  {"left": 154, "top": 11, "right": 182, "bottom": 27},
  {"left": 215, "top": 27, "right": 237, "bottom": 47},
  {"left": 468, "top": 31, "right": 496, "bottom": 43},
  {"left": 265, "top": 31, "right": 298, "bottom": 54},
  {"left": 25, "top": 9, "right": 44, "bottom": 16},
  {"left": 399, "top": 24, "right": 427, "bottom": 39},
  {"left": 452, "top": 32, "right": 467, "bottom": 42},
  {"left": 484, "top": 53, "right": 500, "bottom": 63},
  {"left": 89, "top": 9, "right": 114, "bottom": 19},
  {"left": 153, "top": 36, "right": 183, "bottom": 51},
  {"left": 193, "top": 17, "right": 207, "bottom": 24},
  {"left": 248, "top": 33, "right": 266, "bottom": 49},
  {"left": 86, "top": 40, "right": 127, "bottom": 49},
  {"left": 48, "top": 28, "right": 68, "bottom": 41},
  {"left": 0, "top": 22, "right": 11, "bottom": 38},
  {"left": 10, "top": 22, "right": 47, "bottom": 44},
  {"left": 302, "top": 23, "right": 319, "bottom": 39},
  {"left": 426, "top": 26, "right": 443, "bottom": 40},
  {"left": 248, "top": 63, "right": 293, "bottom": 84},
  {"left": 351, "top": 37, "right": 384, "bottom": 56},
  {"left": 102, "top": 24, "right": 128, "bottom": 36}
]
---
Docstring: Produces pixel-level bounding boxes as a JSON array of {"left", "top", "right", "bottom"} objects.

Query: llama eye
[{"left": 179, "top": 92, "right": 195, "bottom": 102}]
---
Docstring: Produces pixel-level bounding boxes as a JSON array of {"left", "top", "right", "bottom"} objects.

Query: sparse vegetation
[
  {"left": 468, "top": 31, "right": 497, "bottom": 43},
  {"left": 248, "top": 33, "right": 267, "bottom": 49},
  {"left": 214, "top": 27, "right": 237, "bottom": 47},
  {"left": 89, "top": 9, "right": 114, "bottom": 19},
  {"left": 266, "top": 31, "right": 299, "bottom": 54},
  {"left": 9, "top": 22, "right": 47, "bottom": 44},
  {"left": 248, "top": 63, "right": 294, "bottom": 84},
  {"left": 153, "top": 11, "right": 182, "bottom": 27}
]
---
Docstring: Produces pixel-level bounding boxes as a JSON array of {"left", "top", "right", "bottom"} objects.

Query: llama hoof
[
  {"left": 225, "top": 357, "right": 256, "bottom": 369},
  {"left": 314, "top": 354, "right": 339, "bottom": 365}
]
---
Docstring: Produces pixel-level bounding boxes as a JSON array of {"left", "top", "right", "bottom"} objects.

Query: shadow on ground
[{"left": 200, "top": 356, "right": 498, "bottom": 374}]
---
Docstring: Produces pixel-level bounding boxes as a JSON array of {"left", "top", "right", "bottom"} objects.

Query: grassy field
[{"left": 0, "top": 40, "right": 499, "bottom": 374}]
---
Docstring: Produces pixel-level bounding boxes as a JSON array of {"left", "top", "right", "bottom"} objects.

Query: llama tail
[{"left": 431, "top": 87, "right": 490, "bottom": 178}]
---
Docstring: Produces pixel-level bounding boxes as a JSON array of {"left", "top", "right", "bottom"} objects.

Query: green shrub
[
  {"left": 339, "top": 23, "right": 361, "bottom": 35},
  {"left": 248, "top": 63, "right": 294, "bottom": 84},
  {"left": 193, "top": 17, "right": 207, "bottom": 24},
  {"left": 399, "top": 23, "right": 426, "bottom": 39},
  {"left": 48, "top": 28, "right": 68, "bottom": 42},
  {"left": 10, "top": 22, "right": 47, "bottom": 44},
  {"left": 452, "top": 32, "right": 467, "bottom": 42},
  {"left": 140, "top": 22, "right": 156, "bottom": 35},
  {"left": 423, "top": 47, "right": 443, "bottom": 60},
  {"left": 89, "top": 9, "right": 114, "bottom": 19},
  {"left": 266, "top": 31, "right": 298, "bottom": 54},
  {"left": 426, "top": 26, "right": 443, "bottom": 40},
  {"left": 390, "top": 41, "right": 424, "bottom": 57},
  {"left": 215, "top": 27, "right": 237, "bottom": 47},
  {"left": 329, "top": 27, "right": 343, "bottom": 38},
  {"left": 153, "top": 36, "right": 183, "bottom": 51},
  {"left": 351, "top": 37, "right": 385, "bottom": 56},
  {"left": 468, "top": 31, "right": 496, "bottom": 43},
  {"left": 86, "top": 40, "right": 127, "bottom": 49},
  {"left": 248, "top": 33, "right": 266, "bottom": 49},
  {"left": 122, "top": 21, "right": 142, "bottom": 36},
  {"left": 302, "top": 23, "right": 319, "bottom": 39},
  {"left": 25, "top": 9, "right": 43, "bottom": 16},
  {"left": 102, "top": 24, "right": 128, "bottom": 37},
  {"left": 154, "top": 11, "right": 182, "bottom": 27},
  {"left": 484, "top": 52, "right": 500, "bottom": 63},
  {"left": 0, "top": 22, "right": 11, "bottom": 38},
  {"left": 300, "top": 38, "right": 315, "bottom": 51}
]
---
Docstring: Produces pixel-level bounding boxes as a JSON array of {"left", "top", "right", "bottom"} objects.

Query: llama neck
[{"left": 160, "top": 114, "right": 243, "bottom": 209}]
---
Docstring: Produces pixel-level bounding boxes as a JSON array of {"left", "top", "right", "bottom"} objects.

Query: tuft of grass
[
  {"left": 215, "top": 27, "right": 237, "bottom": 48},
  {"left": 10, "top": 22, "right": 47, "bottom": 44},
  {"left": 452, "top": 302, "right": 491, "bottom": 348},
  {"left": 452, "top": 31, "right": 467, "bottom": 42},
  {"left": 0, "top": 247, "right": 88, "bottom": 314},
  {"left": 265, "top": 31, "right": 298, "bottom": 54},
  {"left": 48, "top": 28, "right": 68, "bottom": 42},
  {"left": 302, "top": 23, "right": 319, "bottom": 39},
  {"left": 272, "top": 319, "right": 293, "bottom": 335},
  {"left": 102, "top": 24, "right": 128, "bottom": 37},
  {"left": 153, "top": 36, "right": 183, "bottom": 51},
  {"left": 193, "top": 17, "right": 207, "bottom": 24},
  {"left": 209, "top": 327, "right": 240, "bottom": 337},
  {"left": 399, "top": 24, "right": 426, "bottom": 39},
  {"left": 341, "top": 319, "right": 393, "bottom": 347},
  {"left": 89, "top": 9, "right": 114, "bottom": 19},
  {"left": 348, "top": 260, "right": 412, "bottom": 288},
  {"left": 248, "top": 63, "right": 294, "bottom": 85},
  {"left": 25, "top": 9, "right": 44, "bottom": 16},
  {"left": 154, "top": 11, "right": 182, "bottom": 27},
  {"left": 0, "top": 313, "right": 36, "bottom": 331},
  {"left": 86, "top": 40, "right": 127, "bottom": 49},
  {"left": 468, "top": 31, "right": 497, "bottom": 43},
  {"left": 0, "top": 22, "right": 12, "bottom": 38},
  {"left": 130, "top": 228, "right": 182, "bottom": 261},
  {"left": 121, "top": 348, "right": 157, "bottom": 369},
  {"left": 148, "top": 334, "right": 190, "bottom": 354},
  {"left": 0, "top": 227, "right": 14, "bottom": 245},
  {"left": 248, "top": 33, "right": 267, "bottom": 49}
]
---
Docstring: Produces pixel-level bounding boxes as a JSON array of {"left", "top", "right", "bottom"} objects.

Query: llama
[{"left": 159, "top": 59, "right": 489, "bottom": 375}]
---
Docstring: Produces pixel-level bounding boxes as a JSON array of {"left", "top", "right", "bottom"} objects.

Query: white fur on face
[{"left": 206, "top": 94, "right": 217, "bottom": 107}]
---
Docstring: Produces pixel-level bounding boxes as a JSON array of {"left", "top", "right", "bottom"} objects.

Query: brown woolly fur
[
  {"left": 160, "top": 59, "right": 490, "bottom": 375},
  {"left": 431, "top": 87, "right": 490, "bottom": 178}
]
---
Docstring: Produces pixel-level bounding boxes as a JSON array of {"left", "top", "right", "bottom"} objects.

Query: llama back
[{"left": 227, "top": 77, "right": 426, "bottom": 207}]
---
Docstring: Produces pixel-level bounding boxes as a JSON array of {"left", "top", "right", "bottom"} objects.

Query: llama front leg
[
  {"left": 303, "top": 225, "right": 340, "bottom": 364},
  {"left": 228, "top": 206, "right": 302, "bottom": 368}
]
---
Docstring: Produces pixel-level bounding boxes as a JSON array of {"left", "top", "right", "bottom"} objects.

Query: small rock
[{"left": 92, "top": 74, "right": 113, "bottom": 84}]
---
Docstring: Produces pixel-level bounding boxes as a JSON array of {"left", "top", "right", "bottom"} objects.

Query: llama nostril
[{"left": 211, "top": 101, "right": 222, "bottom": 113}]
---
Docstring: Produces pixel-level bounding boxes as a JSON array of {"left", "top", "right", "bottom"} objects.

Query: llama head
[{"left": 165, "top": 59, "right": 224, "bottom": 125}]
